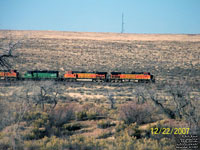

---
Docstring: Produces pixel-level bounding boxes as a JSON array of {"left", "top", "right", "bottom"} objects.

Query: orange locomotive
[
  {"left": 0, "top": 70, "right": 19, "bottom": 80},
  {"left": 64, "top": 71, "right": 107, "bottom": 82},
  {"left": 110, "top": 72, "right": 154, "bottom": 82}
]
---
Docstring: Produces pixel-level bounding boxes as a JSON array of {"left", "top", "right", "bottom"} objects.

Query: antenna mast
[{"left": 121, "top": 13, "right": 125, "bottom": 33}]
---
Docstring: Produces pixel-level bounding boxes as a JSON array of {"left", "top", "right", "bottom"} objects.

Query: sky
[{"left": 0, "top": 0, "right": 200, "bottom": 34}]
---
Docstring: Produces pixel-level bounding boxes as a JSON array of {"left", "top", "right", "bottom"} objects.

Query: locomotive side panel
[
  {"left": 77, "top": 73, "right": 97, "bottom": 79},
  {"left": 23, "top": 71, "right": 58, "bottom": 80},
  {"left": 110, "top": 72, "right": 153, "bottom": 82},
  {"left": 63, "top": 71, "right": 107, "bottom": 82},
  {"left": 120, "top": 74, "right": 151, "bottom": 80},
  {"left": 34, "top": 72, "right": 58, "bottom": 78},
  {"left": 64, "top": 73, "right": 76, "bottom": 78}
]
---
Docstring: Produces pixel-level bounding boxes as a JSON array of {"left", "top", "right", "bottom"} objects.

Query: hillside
[
  {"left": 0, "top": 30, "right": 200, "bottom": 150},
  {"left": 1, "top": 30, "right": 200, "bottom": 82}
]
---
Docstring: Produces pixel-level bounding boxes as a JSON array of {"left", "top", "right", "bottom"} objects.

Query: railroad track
[{"left": 0, "top": 79, "right": 153, "bottom": 87}]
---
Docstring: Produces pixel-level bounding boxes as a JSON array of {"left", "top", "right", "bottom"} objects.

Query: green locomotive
[{"left": 23, "top": 71, "right": 59, "bottom": 80}]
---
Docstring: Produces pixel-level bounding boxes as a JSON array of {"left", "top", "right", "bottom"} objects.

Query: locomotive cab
[{"left": 0, "top": 70, "right": 19, "bottom": 80}]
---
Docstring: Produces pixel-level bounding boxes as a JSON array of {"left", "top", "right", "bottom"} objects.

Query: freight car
[
  {"left": 23, "top": 70, "right": 59, "bottom": 80},
  {"left": 0, "top": 70, "right": 19, "bottom": 80},
  {"left": 64, "top": 71, "right": 107, "bottom": 82},
  {"left": 110, "top": 72, "right": 155, "bottom": 83}
]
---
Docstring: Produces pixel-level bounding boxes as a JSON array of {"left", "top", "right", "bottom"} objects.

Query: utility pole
[{"left": 121, "top": 13, "right": 125, "bottom": 33}]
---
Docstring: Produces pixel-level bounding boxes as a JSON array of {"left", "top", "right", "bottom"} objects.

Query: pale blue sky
[{"left": 0, "top": 0, "right": 200, "bottom": 33}]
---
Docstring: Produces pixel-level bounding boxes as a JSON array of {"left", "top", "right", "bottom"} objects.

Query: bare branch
[
  {"left": 147, "top": 90, "right": 176, "bottom": 119},
  {"left": 0, "top": 33, "right": 24, "bottom": 69}
]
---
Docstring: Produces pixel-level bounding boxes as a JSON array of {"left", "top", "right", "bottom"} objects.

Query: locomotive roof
[
  {"left": 71, "top": 71, "right": 107, "bottom": 74},
  {"left": 72, "top": 71, "right": 95, "bottom": 73},
  {"left": 27, "top": 70, "right": 59, "bottom": 73},
  {"left": 0, "top": 70, "right": 18, "bottom": 72},
  {"left": 111, "top": 72, "right": 124, "bottom": 74},
  {"left": 111, "top": 72, "right": 150, "bottom": 75},
  {"left": 96, "top": 72, "right": 107, "bottom": 74}
]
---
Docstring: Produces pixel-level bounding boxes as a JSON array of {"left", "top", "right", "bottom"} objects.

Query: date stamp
[{"left": 151, "top": 128, "right": 190, "bottom": 135}]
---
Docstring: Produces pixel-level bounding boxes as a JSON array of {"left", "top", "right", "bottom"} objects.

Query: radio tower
[{"left": 121, "top": 13, "right": 125, "bottom": 33}]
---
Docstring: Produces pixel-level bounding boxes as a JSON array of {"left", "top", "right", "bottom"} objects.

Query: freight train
[{"left": 0, "top": 70, "right": 155, "bottom": 83}]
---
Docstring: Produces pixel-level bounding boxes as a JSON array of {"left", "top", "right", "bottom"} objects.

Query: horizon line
[{"left": 0, "top": 29, "right": 200, "bottom": 35}]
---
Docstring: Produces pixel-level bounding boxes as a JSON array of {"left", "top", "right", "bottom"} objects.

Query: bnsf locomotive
[
  {"left": 0, "top": 70, "right": 155, "bottom": 83},
  {"left": 64, "top": 71, "right": 107, "bottom": 82},
  {"left": 110, "top": 72, "right": 154, "bottom": 83},
  {"left": 0, "top": 70, "right": 19, "bottom": 80}
]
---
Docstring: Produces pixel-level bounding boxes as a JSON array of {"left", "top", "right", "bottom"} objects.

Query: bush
[
  {"left": 134, "top": 138, "right": 175, "bottom": 150},
  {"left": 51, "top": 103, "right": 76, "bottom": 126},
  {"left": 77, "top": 103, "right": 107, "bottom": 120},
  {"left": 115, "top": 130, "right": 136, "bottom": 150},
  {"left": 63, "top": 123, "right": 82, "bottom": 131},
  {"left": 0, "top": 134, "right": 24, "bottom": 150},
  {"left": 23, "top": 111, "right": 49, "bottom": 122},
  {"left": 97, "top": 131, "right": 112, "bottom": 139},
  {"left": 76, "top": 106, "right": 106, "bottom": 121},
  {"left": 118, "top": 102, "right": 153, "bottom": 125},
  {"left": 75, "top": 110, "right": 100, "bottom": 120},
  {"left": 115, "top": 122, "right": 127, "bottom": 133},
  {"left": 0, "top": 136, "right": 11, "bottom": 150},
  {"left": 126, "top": 124, "right": 141, "bottom": 139},
  {"left": 23, "top": 111, "right": 51, "bottom": 140},
  {"left": 50, "top": 123, "right": 83, "bottom": 137},
  {"left": 97, "top": 120, "right": 114, "bottom": 129},
  {"left": 86, "top": 111, "right": 100, "bottom": 120},
  {"left": 66, "top": 135, "right": 106, "bottom": 150},
  {"left": 76, "top": 111, "right": 87, "bottom": 121},
  {"left": 24, "top": 135, "right": 107, "bottom": 150},
  {"left": 24, "top": 136, "right": 63, "bottom": 150}
]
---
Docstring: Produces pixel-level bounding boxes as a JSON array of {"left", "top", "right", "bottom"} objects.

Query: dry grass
[
  {"left": 1, "top": 30, "right": 200, "bottom": 41},
  {"left": 0, "top": 30, "right": 199, "bottom": 82},
  {"left": 0, "top": 30, "right": 199, "bottom": 148}
]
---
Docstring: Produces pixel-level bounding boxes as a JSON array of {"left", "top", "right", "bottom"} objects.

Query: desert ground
[
  {"left": 1, "top": 30, "right": 200, "bottom": 82},
  {"left": 0, "top": 30, "right": 199, "bottom": 150}
]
